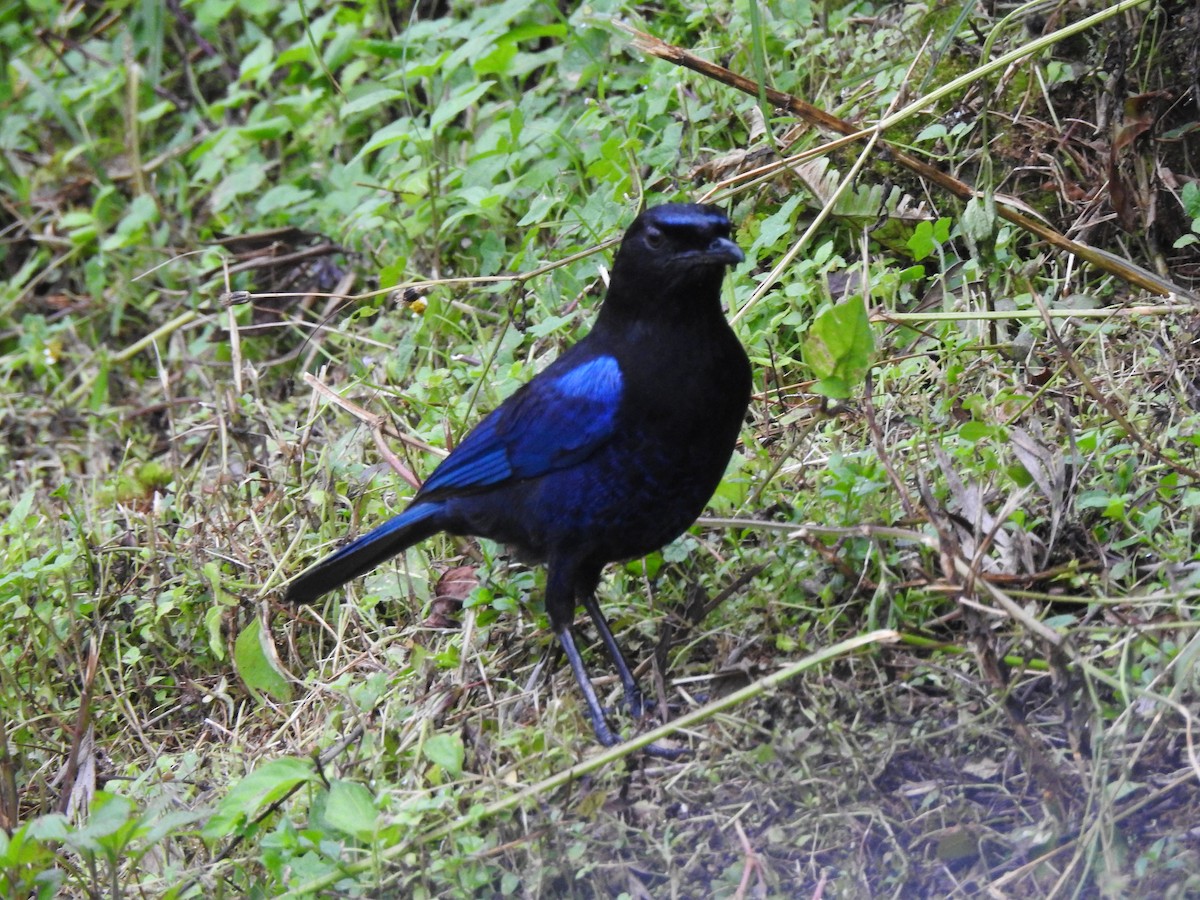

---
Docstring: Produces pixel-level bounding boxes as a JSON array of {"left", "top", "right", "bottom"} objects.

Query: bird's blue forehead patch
[
  {"left": 648, "top": 205, "right": 729, "bottom": 231},
  {"left": 554, "top": 355, "right": 622, "bottom": 402}
]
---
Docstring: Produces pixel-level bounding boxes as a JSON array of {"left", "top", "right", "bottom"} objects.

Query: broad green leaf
[
  {"left": 324, "top": 781, "right": 379, "bottom": 841},
  {"left": 958, "top": 421, "right": 994, "bottom": 443},
  {"left": 238, "top": 117, "right": 292, "bottom": 141},
  {"left": 360, "top": 118, "right": 423, "bottom": 156},
  {"left": 234, "top": 616, "right": 293, "bottom": 702},
  {"left": 210, "top": 162, "right": 268, "bottom": 214},
  {"left": 801, "top": 298, "right": 874, "bottom": 399},
  {"left": 202, "top": 758, "right": 318, "bottom": 838},
  {"left": 961, "top": 195, "right": 995, "bottom": 244},
  {"left": 256, "top": 184, "right": 316, "bottom": 215},
  {"left": 755, "top": 194, "right": 803, "bottom": 250},
  {"left": 423, "top": 733, "right": 464, "bottom": 777},
  {"left": 100, "top": 194, "right": 158, "bottom": 251},
  {"left": 907, "top": 217, "right": 952, "bottom": 260},
  {"left": 341, "top": 88, "right": 405, "bottom": 118},
  {"left": 431, "top": 81, "right": 495, "bottom": 130}
]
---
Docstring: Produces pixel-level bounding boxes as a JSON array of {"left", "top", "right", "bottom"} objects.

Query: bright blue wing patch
[
  {"left": 554, "top": 355, "right": 621, "bottom": 403},
  {"left": 419, "top": 355, "right": 622, "bottom": 496},
  {"left": 418, "top": 415, "right": 509, "bottom": 495}
]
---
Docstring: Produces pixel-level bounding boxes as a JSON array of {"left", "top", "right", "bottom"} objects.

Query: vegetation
[{"left": 3, "top": 0, "right": 1199, "bottom": 895}]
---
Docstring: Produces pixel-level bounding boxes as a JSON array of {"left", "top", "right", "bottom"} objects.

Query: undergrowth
[{"left": 2, "top": 0, "right": 1200, "bottom": 896}]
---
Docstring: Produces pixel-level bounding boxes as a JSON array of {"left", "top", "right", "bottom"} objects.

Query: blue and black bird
[{"left": 286, "top": 203, "right": 751, "bottom": 750}]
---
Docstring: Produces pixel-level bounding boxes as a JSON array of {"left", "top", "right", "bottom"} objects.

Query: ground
[{"left": 3, "top": 1, "right": 1200, "bottom": 896}]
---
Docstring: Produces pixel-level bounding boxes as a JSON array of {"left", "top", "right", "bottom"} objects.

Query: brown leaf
[
  {"left": 435, "top": 566, "right": 479, "bottom": 601},
  {"left": 421, "top": 565, "right": 480, "bottom": 627}
]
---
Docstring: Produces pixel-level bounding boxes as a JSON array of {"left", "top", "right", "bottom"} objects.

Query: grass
[{"left": 3, "top": 0, "right": 1200, "bottom": 896}]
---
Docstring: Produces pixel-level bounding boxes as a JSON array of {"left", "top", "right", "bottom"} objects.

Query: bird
[{"left": 286, "top": 202, "right": 752, "bottom": 752}]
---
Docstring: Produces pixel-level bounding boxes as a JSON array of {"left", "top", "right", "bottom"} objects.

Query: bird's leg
[
  {"left": 554, "top": 624, "right": 619, "bottom": 748},
  {"left": 583, "top": 594, "right": 688, "bottom": 760},
  {"left": 547, "top": 561, "right": 620, "bottom": 746},
  {"left": 550, "top": 563, "right": 683, "bottom": 757},
  {"left": 581, "top": 593, "right": 645, "bottom": 719},
  {"left": 555, "top": 624, "right": 684, "bottom": 759}
]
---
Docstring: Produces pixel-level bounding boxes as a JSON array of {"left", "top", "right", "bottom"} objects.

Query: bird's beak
[{"left": 703, "top": 236, "right": 745, "bottom": 266}]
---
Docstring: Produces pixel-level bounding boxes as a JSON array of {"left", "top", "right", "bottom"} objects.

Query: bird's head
[{"left": 605, "top": 204, "right": 744, "bottom": 314}]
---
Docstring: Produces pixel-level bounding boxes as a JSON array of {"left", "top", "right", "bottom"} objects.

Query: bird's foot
[
  {"left": 623, "top": 688, "right": 645, "bottom": 720},
  {"left": 590, "top": 706, "right": 688, "bottom": 759},
  {"left": 624, "top": 693, "right": 696, "bottom": 722},
  {"left": 643, "top": 740, "right": 687, "bottom": 760}
]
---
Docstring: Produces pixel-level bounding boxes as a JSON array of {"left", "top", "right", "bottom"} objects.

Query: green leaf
[
  {"left": 359, "top": 118, "right": 424, "bottom": 156},
  {"left": 88, "top": 355, "right": 110, "bottom": 411},
  {"left": 324, "top": 781, "right": 379, "bottom": 841},
  {"left": 517, "top": 193, "right": 558, "bottom": 227},
  {"left": 238, "top": 38, "right": 276, "bottom": 84},
  {"left": 958, "top": 421, "right": 994, "bottom": 443},
  {"left": 431, "top": 81, "right": 495, "bottom": 130},
  {"left": 755, "top": 194, "right": 803, "bottom": 249},
  {"left": 502, "top": 22, "right": 567, "bottom": 43},
  {"left": 801, "top": 298, "right": 874, "bottom": 399},
  {"left": 915, "top": 123, "right": 948, "bottom": 142},
  {"left": 473, "top": 42, "right": 517, "bottom": 76},
  {"left": 340, "top": 88, "right": 405, "bottom": 118},
  {"left": 66, "top": 792, "right": 135, "bottom": 853},
  {"left": 234, "top": 616, "right": 294, "bottom": 702},
  {"left": 204, "top": 605, "right": 226, "bottom": 661},
  {"left": 100, "top": 194, "right": 159, "bottom": 251},
  {"left": 907, "top": 218, "right": 952, "bottom": 260},
  {"left": 239, "top": 117, "right": 293, "bottom": 141},
  {"left": 423, "top": 733, "right": 464, "bottom": 777},
  {"left": 1181, "top": 181, "right": 1200, "bottom": 217},
  {"left": 136, "top": 99, "right": 176, "bottom": 124},
  {"left": 353, "top": 38, "right": 415, "bottom": 60},
  {"left": 210, "top": 162, "right": 268, "bottom": 214},
  {"left": 907, "top": 221, "right": 934, "bottom": 260},
  {"left": 202, "top": 758, "right": 319, "bottom": 838},
  {"left": 961, "top": 196, "right": 994, "bottom": 244},
  {"left": 256, "top": 184, "right": 316, "bottom": 215}
]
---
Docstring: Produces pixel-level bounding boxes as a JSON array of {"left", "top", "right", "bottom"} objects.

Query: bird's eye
[{"left": 644, "top": 226, "right": 664, "bottom": 249}]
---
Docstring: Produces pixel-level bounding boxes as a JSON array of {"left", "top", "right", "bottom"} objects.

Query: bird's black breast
[
  {"left": 617, "top": 312, "right": 751, "bottom": 466},
  {"left": 596, "top": 311, "right": 751, "bottom": 549}
]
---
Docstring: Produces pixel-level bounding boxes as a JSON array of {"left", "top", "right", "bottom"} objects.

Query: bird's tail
[{"left": 283, "top": 503, "right": 443, "bottom": 604}]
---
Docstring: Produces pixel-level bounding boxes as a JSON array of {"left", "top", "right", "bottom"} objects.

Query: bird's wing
[{"left": 418, "top": 354, "right": 622, "bottom": 495}]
